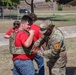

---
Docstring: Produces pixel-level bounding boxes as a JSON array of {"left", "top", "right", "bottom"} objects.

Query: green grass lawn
[{"left": 34, "top": 11, "right": 76, "bottom": 27}]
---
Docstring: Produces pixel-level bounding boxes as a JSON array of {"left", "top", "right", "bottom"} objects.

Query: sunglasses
[{"left": 14, "top": 23, "right": 20, "bottom": 25}]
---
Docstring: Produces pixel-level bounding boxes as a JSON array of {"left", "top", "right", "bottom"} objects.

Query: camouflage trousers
[{"left": 50, "top": 67, "right": 66, "bottom": 75}]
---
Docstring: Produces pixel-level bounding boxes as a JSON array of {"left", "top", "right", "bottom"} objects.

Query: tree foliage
[
  {"left": 0, "top": 0, "right": 20, "bottom": 7},
  {"left": 68, "top": 0, "right": 76, "bottom": 6},
  {"left": 45, "top": 0, "right": 51, "bottom": 2},
  {"left": 56, "top": 0, "right": 72, "bottom": 4}
]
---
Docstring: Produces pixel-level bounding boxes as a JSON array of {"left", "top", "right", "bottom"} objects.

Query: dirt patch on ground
[{"left": 0, "top": 20, "right": 15, "bottom": 33}]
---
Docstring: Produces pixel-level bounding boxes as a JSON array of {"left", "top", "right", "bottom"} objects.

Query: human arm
[
  {"left": 4, "top": 34, "right": 10, "bottom": 39},
  {"left": 31, "top": 35, "right": 46, "bottom": 54},
  {"left": 42, "top": 32, "right": 64, "bottom": 58},
  {"left": 33, "top": 35, "right": 45, "bottom": 47},
  {"left": 24, "top": 30, "right": 34, "bottom": 47},
  {"left": 4, "top": 28, "right": 13, "bottom": 39},
  {"left": 33, "top": 29, "right": 64, "bottom": 58},
  {"left": 32, "top": 35, "right": 45, "bottom": 52}
]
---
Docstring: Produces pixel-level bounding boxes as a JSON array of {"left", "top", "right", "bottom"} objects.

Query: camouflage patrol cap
[{"left": 40, "top": 19, "right": 52, "bottom": 34}]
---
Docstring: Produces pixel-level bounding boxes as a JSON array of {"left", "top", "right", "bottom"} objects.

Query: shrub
[{"left": 58, "top": 5, "right": 62, "bottom": 11}]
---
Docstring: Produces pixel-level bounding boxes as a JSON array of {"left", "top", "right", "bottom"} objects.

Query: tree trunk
[{"left": 31, "top": 0, "right": 34, "bottom": 13}]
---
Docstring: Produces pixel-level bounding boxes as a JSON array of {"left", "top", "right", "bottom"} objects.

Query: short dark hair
[
  {"left": 28, "top": 13, "right": 37, "bottom": 22},
  {"left": 21, "top": 15, "right": 33, "bottom": 25},
  {"left": 13, "top": 20, "right": 20, "bottom": 27}
]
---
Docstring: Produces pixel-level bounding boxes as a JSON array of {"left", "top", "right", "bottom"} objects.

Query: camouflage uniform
[
  {"left": 9, "top": 30, "right": 33, "bottom": 54},
  {"left": 33, "top": 20, "right": 67, "bottom": 75}
]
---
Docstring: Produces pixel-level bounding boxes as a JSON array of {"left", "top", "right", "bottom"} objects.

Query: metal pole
[
  {"left": 52, "top": 0, "right": 56, "bottom": 16},
  {"left": 2, "top": 0, "right": 4, "bottom": 19},
  {"left": 17, "top": 6, "right": 19, "bottom": 20},
  {"left": 2, "top": 7, "right": 4, "bottom": 20}
]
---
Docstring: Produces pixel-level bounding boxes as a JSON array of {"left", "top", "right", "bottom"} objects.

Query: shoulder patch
[{"left": 54, "top": 44, "right": 60, "bottom": 50}]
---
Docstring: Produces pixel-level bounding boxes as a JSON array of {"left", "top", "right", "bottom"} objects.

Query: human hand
[
  {"left": 29, "top": 30, "right": 35, "bottom": 36},
  {"left": 32, "top": 45, "right": 37, "bottom": 50},
  {"left": 31, "top": 49, "right": 38, "bottom": 54}
]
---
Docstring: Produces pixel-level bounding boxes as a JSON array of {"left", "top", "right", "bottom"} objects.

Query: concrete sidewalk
[
  {"left": 0, "top": 26, "right": 76, "bottom": 46},
  {"left": 59, "top": 26, "right": 76, "bottom": 38}
]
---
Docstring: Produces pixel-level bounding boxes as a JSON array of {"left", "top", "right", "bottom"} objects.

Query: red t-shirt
[
  {"left": 31, "top": 24, "right": 42, "bottom": 42},
  {"left": 5, "top": 28, "right": 18, "bottom": 36},
  {"left": 13, "top": 31, "right": 34, "bottom": 60},
  {"left": 30, "top": 24, "right": 42, "bottom": 50}
]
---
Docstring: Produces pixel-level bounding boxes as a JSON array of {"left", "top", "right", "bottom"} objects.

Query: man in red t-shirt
[
  {"left": 5, "top": 15, "right": 35, "bottom": 75},
  {"left": 29, "top": 13, "right": 44, "bottom": 75},
  {"left": 4, "top": 20, "right": 20, "bottom": 39}
]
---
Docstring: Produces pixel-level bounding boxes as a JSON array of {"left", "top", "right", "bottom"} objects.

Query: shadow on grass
[
  {"left": 4, "top": 15, "right": 22, "bottom": 20},
  {"left": 0, "top": 15, "right": 22, "bottom": 20},
  {"left": 0, "top": 15, "right": 76, "bottom": 22},
  {"left": 38, "top": 16, "right": 69, "bottom": 21},
  {"left": 66, "top": 67, "right": 76, "bottom": 75}
]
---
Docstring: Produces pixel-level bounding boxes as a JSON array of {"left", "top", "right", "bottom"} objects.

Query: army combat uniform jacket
[{"left": 34, "top": 26, "right": 67, "bottom": 68}]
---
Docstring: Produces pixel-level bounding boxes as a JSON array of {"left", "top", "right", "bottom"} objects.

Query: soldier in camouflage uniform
[{"left": 32, "top": 19, "right": 67, "bottom": 75}]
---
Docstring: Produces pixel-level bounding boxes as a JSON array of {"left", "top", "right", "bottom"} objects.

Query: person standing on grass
[
  {"left": 4, "top": 20, "right": 20, "bottom": 39},
  {"left": 29, "top": 13, "right": 44, "bottom": 75},
  {"left": 32, "top": 19, "right": 67, "bottom": 75}
]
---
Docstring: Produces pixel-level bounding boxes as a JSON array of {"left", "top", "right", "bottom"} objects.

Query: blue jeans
[
  {"left": 34, "top": 54, "right": 44, "bottom": 75},
  {"left": 13, "top": 59, "right": 35, "bottom": 75}
]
